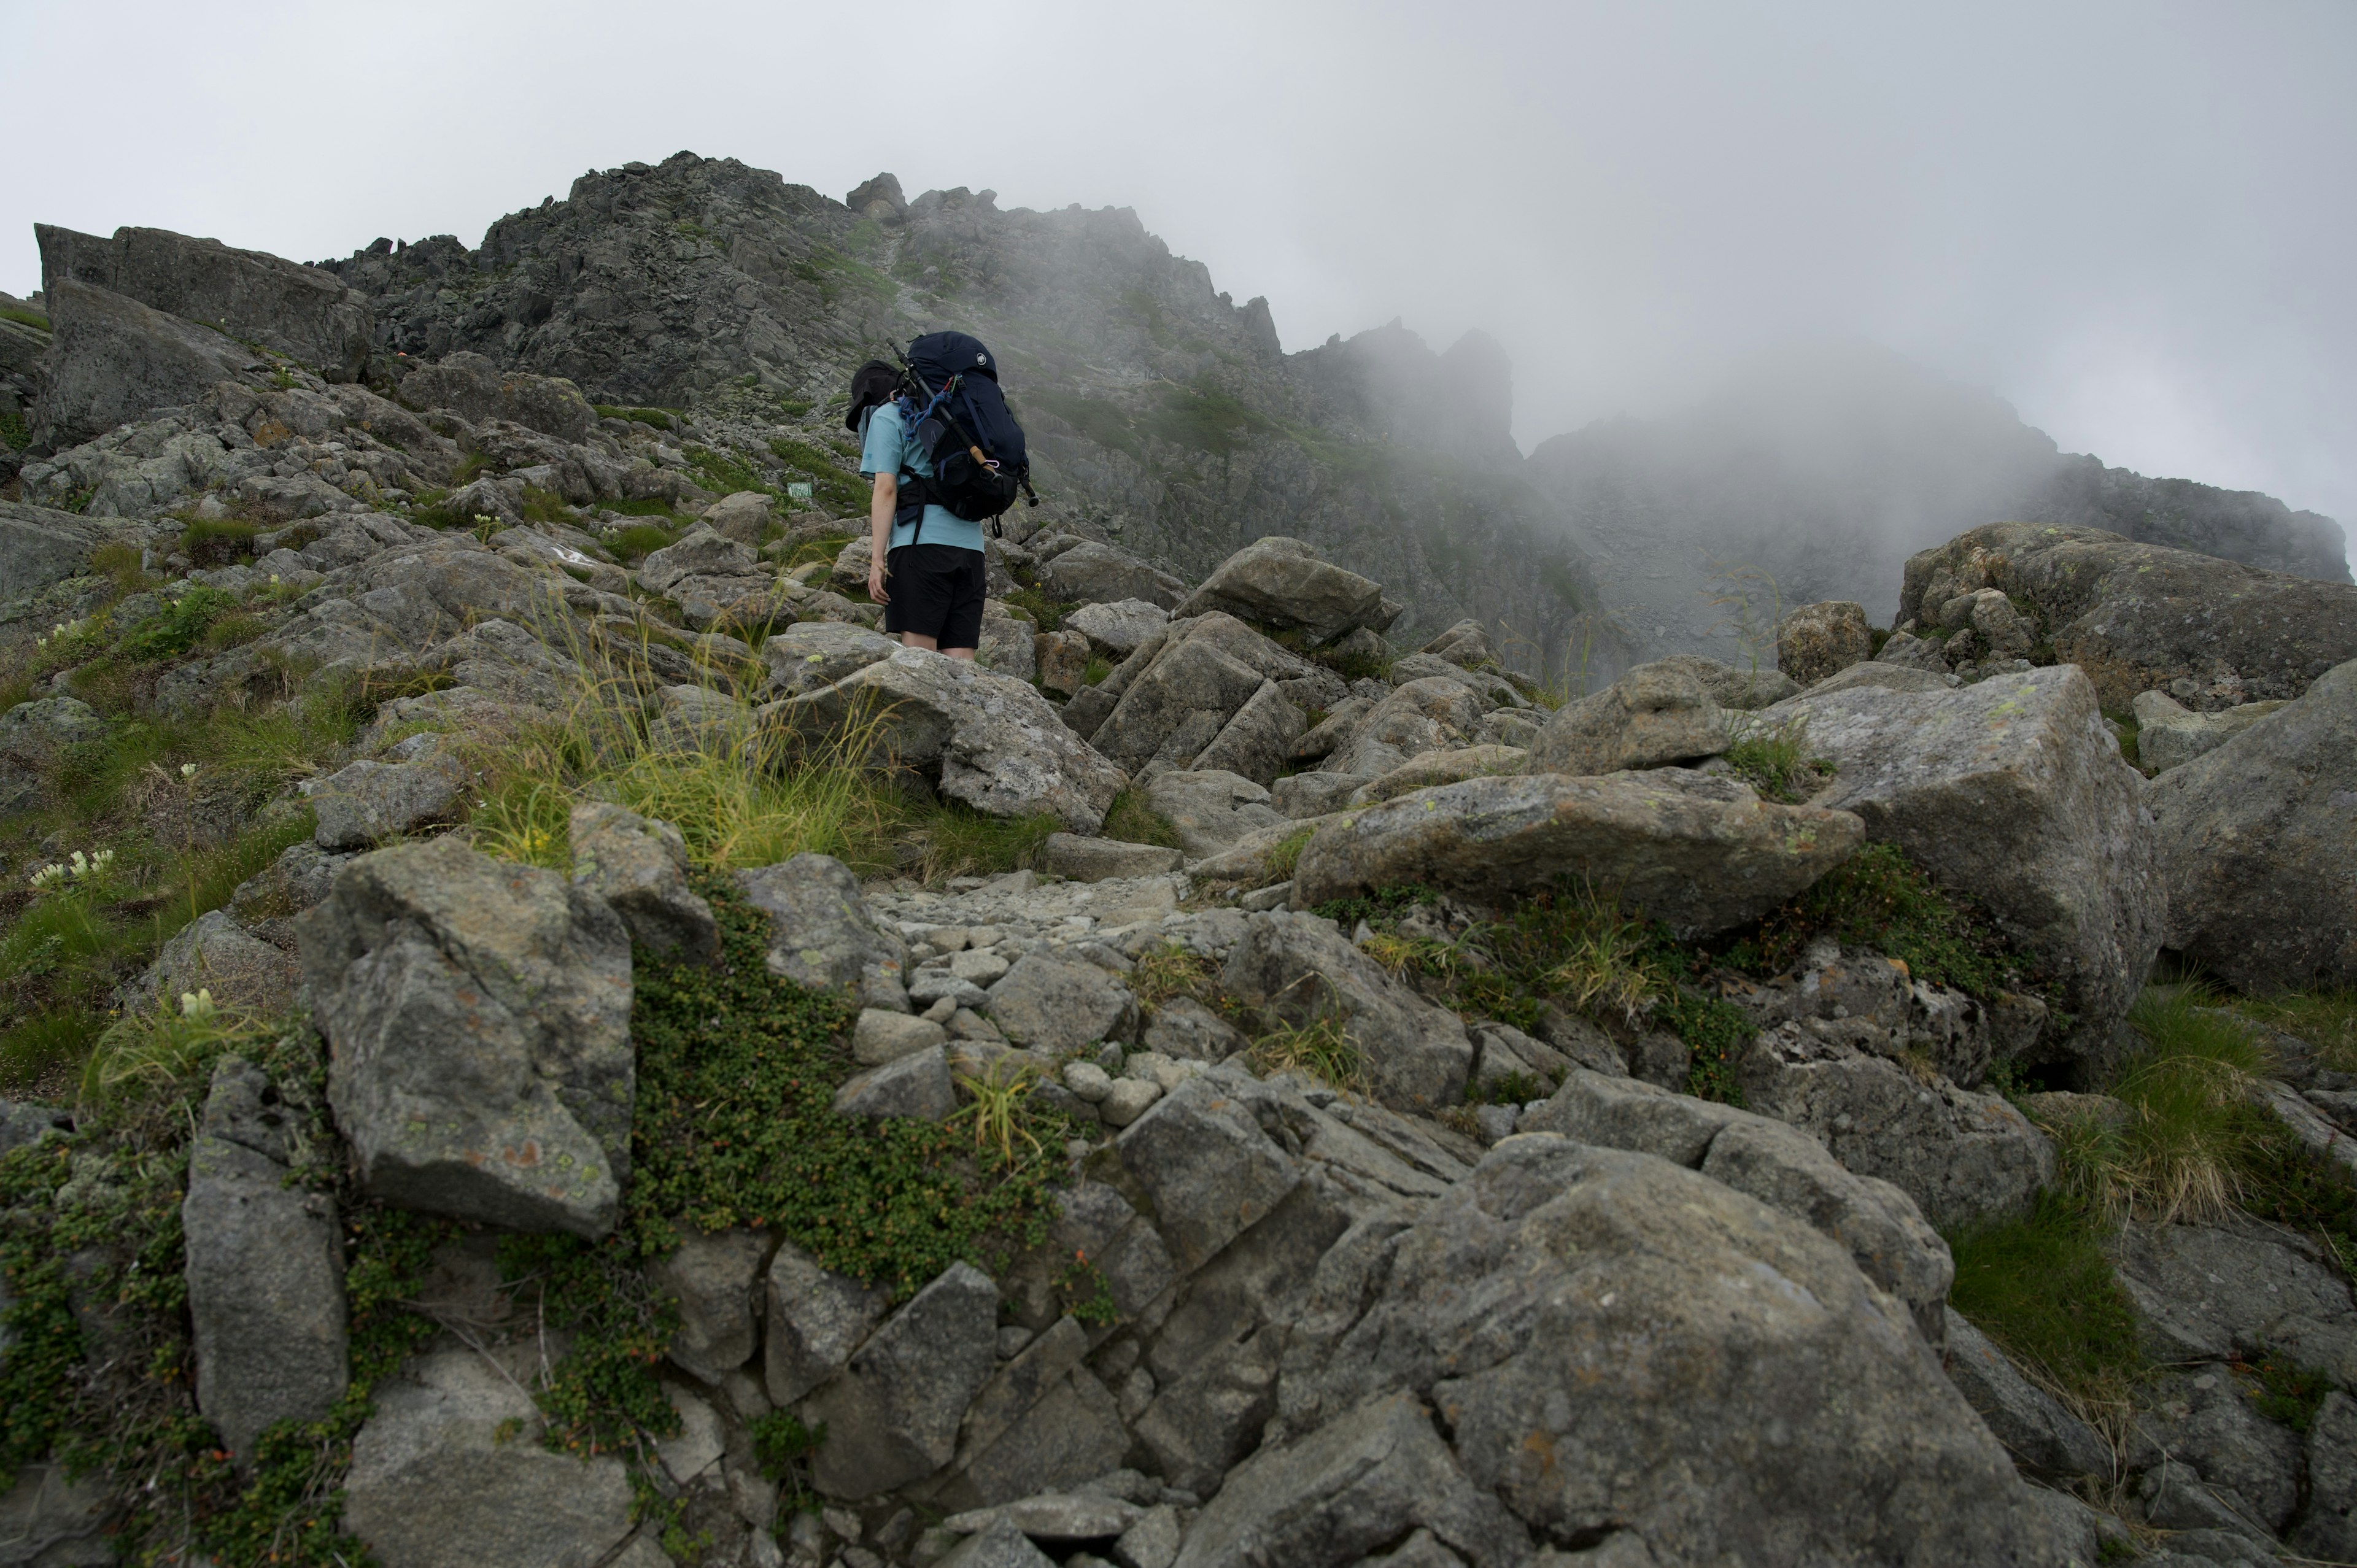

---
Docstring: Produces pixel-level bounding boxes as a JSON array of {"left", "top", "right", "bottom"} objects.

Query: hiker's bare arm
[{"left": 868, "top": 472, "right": 894, "bottom": 604}]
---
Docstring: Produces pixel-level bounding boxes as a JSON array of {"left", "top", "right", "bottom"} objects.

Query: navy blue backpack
[{"left": 892, "top": 331, "right": 1036, "bottom": 534}]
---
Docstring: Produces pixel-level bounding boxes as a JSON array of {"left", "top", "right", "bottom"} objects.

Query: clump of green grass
[
  {"left": 469, "top": 779, "right": 573, "bottom": 871},
  {"left": 120, "top": 587, "right": 238, "bottom": 662},
  {"left": 2237, "top": 1348, "right": 2333, "bottom": 1432},
  {"left": 1083, "top": 655, "right": 1113, "bottom": 687},
  {"left": 1004, "top": 587, "right": 1075, "bottom": 634},
  {"left": 2231, "top": 991, "right": 2357, "bottom": 1074},
  {"left": 1720, "top": 715, "right": 1835, "bottom": 803},
  {"left": 1099, "top": 787, "right": 1179, "bottom": 848},
  {"left": 908, "top": 801, "right": 1059, "bottom": 886},
  {"left": 766, "top": 436, "right": 868, "bottom": 512},
  {"left": 1725, "top": 841, "right": 2034, "bottom": 1006},
  {"left": 1948, "top": 1192, "right": 2147, "bottom": 1435},
  {"left": 1264, "top": 826, "right": 1315, "bottom": 882},
  {"left": 594, "top": 404, "right": 675, "bottom": 430},
  {"left": 180, "top": 519, "right": 257, "bottom": 568},
  {"left": 605, "top": 522, "right": 678, "bottom": 563},
  {"left": 1250, "top": 1010, "right": 1363, "bottom": 1094}
]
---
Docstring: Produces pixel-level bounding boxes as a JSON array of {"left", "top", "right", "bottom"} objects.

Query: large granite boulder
[
  {"left": 735, "top": 853, "right": 909, "bottom": 1010},
  {"left": 298, "top": 837, "right": 634, "bottom": 1238},
  {"left": 1172, "top": 536, "right": 1389, "bottom": 644},
  {"left": 1321, "top": 677, "right": 1487, "bottom": 780},
  {"left": 1528, "top": 660, "right": 1730, "bottom": 775},
  {"left": 2148, "top": 657, "right": 2357, "bottom": 992},
  {"left": 136, "top": 909, "right": 300, "bottom": 1018},
  {"left": 1777, "top": 600, "right": 1875, "bottom": 686},
  {"left": 1145, "top": 770, "right": 1290, "bottom": 859},
  {"left": 1648, "top": 652, "right": 1801, "bottom": 710},
  {"left": 808, "top": 1262, "right": 1001, "bottom": 1499},
  {"left": 1220, "top": 910, "right": 1473, "bottom": 1113},
  {"left": 1291, "top": 771, "right": 1863, "bottom": 937},
  {"left": 2130, "top": 688, "right": 2285, "bottom": 773},
  {"left": 1520, "top": 1067, "right": 1954, "bottom": 1340},
  {"left": 398, "top": 350, "right": 597, "bottom": 444},
  {"left": 343, "top": 1349, "right": 637, "bottom": 1568},
  {"left": 0, "top": 503, "right": 114, "bottom": 604},
  {"left": 567, "top": 803, "right": 716, "bottom": 964},
  {"left": 1768, "top": 665, "right": 2162, "bottom": 1067},
  {"left": 1039, "top": 541, "right": 1189, "bottom": 610},
  {"left": 1898, "top": 522, "right": 2357, "bottom": 708},
  {"left": 1260, "top": 1135, "right": 2069, "bottom": 1567},
  {"left": 182, "top": 1057, "right": 347, "bottom": 1459},
  {"left": 1082, "top": 614, "right": 1330, "bottom": 784},
  {"left": 764, "top": 647, "right": 1126, "bottom": 832},
  {"left": 758, "top": 619, "right": 899, "bottom": 699},
  {"left": 29, "top": 277, "right": 269, "bottom": 450},
  {"left": 37, "top": 220, "right": 373, "bottom": 378},
  {"left": 1067, "top": 598, "right": 1171, "bottom": 658}
]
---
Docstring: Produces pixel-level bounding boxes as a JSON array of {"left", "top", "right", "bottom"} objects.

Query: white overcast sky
[{"left": 5, "top": 1, "right": 2353, "bottom": 550}]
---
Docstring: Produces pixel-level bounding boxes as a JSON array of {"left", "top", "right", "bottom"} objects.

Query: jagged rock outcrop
[
  {"left": 299, "top": 837, "right": 635, "bottom": 1237},
  {"left": 1898, "top": 522, "right": 2357, "bottom": 708},
  {"left": 2149, "top": 657, "right": 2357, "bottom": 992},
  {"left": 1769, "top": 665, "right": 2162, "bottom": 1068}
]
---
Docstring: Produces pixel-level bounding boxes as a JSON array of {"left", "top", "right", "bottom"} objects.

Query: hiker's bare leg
[{"left": 897, "top": 631, "right": 974, "bottom": 660}]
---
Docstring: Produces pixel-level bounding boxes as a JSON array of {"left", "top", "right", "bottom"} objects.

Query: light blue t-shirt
[{"left": 858, "top": 401, "right": 984, "bottom": 554}]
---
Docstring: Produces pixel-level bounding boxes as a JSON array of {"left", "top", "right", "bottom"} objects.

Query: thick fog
[{"left": 4, "top": 0, "right": 2351, "bottom": 560}]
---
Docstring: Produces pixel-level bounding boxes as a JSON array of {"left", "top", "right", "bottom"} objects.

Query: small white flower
[
  {"left": 28, "top": 863, "right": 64, "bottom": 890},
  {"left": 179, "top": 988, "right": 217, "bottom": 1021},
  {"left": 69, "top": 850, "right": 88, "bottom": 875},
  {"left": 89, "top": 849, "right": 114, "bottom": 872},
  {"left": 180, "top": 763, "right": 197, "bottom": 779},
  {"left": 269, "top": 573, "right": 281, "bottom": 584}
]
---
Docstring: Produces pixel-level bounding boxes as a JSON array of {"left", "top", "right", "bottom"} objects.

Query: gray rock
[
  {"left": 343, "top": 1349, "right": 636, "bottom": 1568},
  {"left": 0, "top": 696, "right": 107, "bottom": 778},
  {"left": 1740, "top": 1022, "right": 2056, "bottom": 1230},
  {"left": 2108, "top": 1217, "right": 2357, "bottom": 1385},
  {"left": 2132, "top": 689, "right": 2286, "bottom": 773},
  {"left": 1134, "top": 1331, "right": 1284, "bottom": 1497},
  {"left": 1116, "top": 1505, "right": 1183, "bottom": 1568},
  {"left": 942, "top": 1366, "right": 1131, "bottom": 1509},
  {"left": 137, "top": 909, "right": 301, "bottom": 1018},
  {"left": 810, "top": 1262, "right": 1000, "bottom": 1498},
  {"left": 640, "top": 523, "right": 760, "bottom": 593},
  {"left": 30, "top": 277, "right": 269, "bottom": 449},
  {"left": 1941, "top": 1309, "right": 2110, "bottom": 1478},
  {"left": 1043, "top": 833, "right": 1184, "bottom": 881},
  {"left": 1272, "top": 1137, "right": 2064, "bottom": 1567},
  {"left": 703, "top": 489, "right": 775, "bottom": 545},
  {"left": 1324, "top": 678, "right": 1487, "bottom": 779},
  {"left": 986, "top": 956, "right": 1140, "bottom": 1052},
  {"left": 1222, "top": 910, "right": 1472, "bottom": 1113},
  {"left": 2149, "top": 657, "right": 2357, "bottom": 992},
  {"left": 1522, "top": 1068, "right": 1953, "bottom": 1342},
  {"left": 398, "top": 350, "right": 597, "bottom": 443},
  {"left": 855, "top": 1008, "right": 948, "bottom": 1066},
  {"left": 1345, "top": 746, "right": 1528, "bottom": 806},
  {"left": 568, "top": 802, "right": 716, "bottom": 963},
  {"left": 737, "top": 853, "right": 910, "bottom": 1010},
  {"left": 1768, "top": 665, "right": 2162, "bottom": 1065},
  {"left": 1115, "top": 1075, "right": 1303, "bottom": 1272},
  {"left": 648, "top": 1228, "right": 770, "bottom": 1383},
  {"left": 1067, "top": 598, "right": 1170, "bottom": 658},
  {"left": 1806, "top": 661, "right": 1956, "bottom": 697},
  {"left": 763, "top": 1240, "right": 891, "bottom": 1406},
  {"left": 0, "top": 1100, "right": 70, "bottom": 1161},
  {"left": 309, "top": 755, "right": 465, "bottom": 850},
  {"left": 759, "top": 617, "right": 896, "bottom": 698},
  {"left": 300, "top": 836, "right": 633, "bottom": 1238},
  {"left": 37, "top": 220, "right": 372, "bottom": 377},
  {"left": 1777, "top": 600, "right": 1875, "bottom": 686},
  {"left": 1290, "top": 771, "right": 1864, "bottom": 938},
  {"left": 1145, "top": 770, "right": 1290, "bottom": 859},
  {"left": 1140, "top": 996, "right": 1248, "bottom": 1062},
  {"left": 184, "top": 1057, "right": 347, "bottom": 1459},
  {"left": 766, "top": 647, "right": 1127, "bottom": 832},
  {"left": 940, "top": 1518, "right": 1058, "bottom": 1568},
  {"left": 1190, "top": 681, "right": 1307, "bottom": 786},
  {"left": 0, "top": 502, "right": 112, "bottom": 604},
  {"left": 2134, "top": 1364, "right": 2303, "bottom": 1534},
  {"left": 945, "top": 1493, "right": 1145, "bottom": 1543},
  {"left": 977, "top": 602, "right": 1039, "bottom": 681},
  {"left": 833, "top": 1046, "right": 957, "bottom": 1121},
  {"left": 1385, "top": 653, "right": 1524, "bottom": 711},
  {"left": 1644, "top": 652, "right": 1803, "bottom": 711},
  {"left": 1040, "top": 541, "right": 1190, "bottom": 610},
  {"left": 1898, "top": 520, "right": 2357, "bottom": 709},
  {"left": 1090, "top": 629, "right": 1275, "bottom": 778},
  {"left": 1289, "top": 697, "right": 1376, "bottom": 765},
  {"left": 1172, "top": 536, "right": 1386, "bottom": 644},
  {"left": 1172, "top": 1389, "right": 1531, "bottom": 1568},
  {"left": 1420, "top": 619, "right": 1497, "bottom": 670},
  {"left": 0, "top": 1463, "right": 114, "bottom": 1567},
  {"left": 1271, "top": 771, "right": 1368, "bottom": 820},
  {"left": 2291, "top": 1391, "right": 2357, "bottom": 1562},
  {"left": 225, "top": 840, "right": 352, "bottom": 946},
  {"left": 1100, "top": 1077, "right": 1162, "bottom": 1127},
  {"left": 1528, "top": 660, "right": 1730, "bottom": 775}
]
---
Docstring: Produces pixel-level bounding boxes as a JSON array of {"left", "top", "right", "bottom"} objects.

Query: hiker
[{"left": 844, "top": 334, "right": 1032, "bottom": 658}]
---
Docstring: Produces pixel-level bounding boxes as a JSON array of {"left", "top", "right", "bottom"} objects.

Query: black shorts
[{"left": 881, "top": 543, "right": 986, "bottom": 649}]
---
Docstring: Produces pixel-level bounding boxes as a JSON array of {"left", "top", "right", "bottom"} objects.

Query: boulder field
[{"left": 2, "top": 195, "right": 2355, "bottom": 1568}]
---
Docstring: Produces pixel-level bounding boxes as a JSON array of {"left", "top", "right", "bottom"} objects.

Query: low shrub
[
  {"left": 1719, "top": 715, "right": 1834, "bottom": 803},
  {"left": 1947, "top": 1192, "right": 2146, "bottom": 1432}
]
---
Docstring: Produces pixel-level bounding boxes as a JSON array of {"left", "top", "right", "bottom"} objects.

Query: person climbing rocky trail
[{"left": 0, "top": 160, "right": 2354, "bottom": 1568}]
